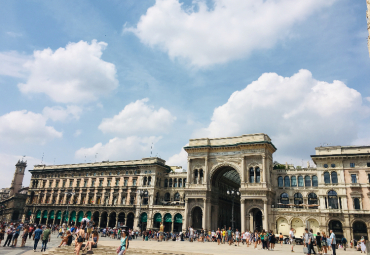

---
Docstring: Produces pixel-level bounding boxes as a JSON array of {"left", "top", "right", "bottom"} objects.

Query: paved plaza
[{"left": 0, "top": 233, "right": 364, "bottom": 255}]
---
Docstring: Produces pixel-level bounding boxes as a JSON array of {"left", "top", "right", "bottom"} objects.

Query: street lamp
[
  {"left": 64, "top": 191, "right": 75, "bottom": 225},
  {"left": 226, "top": 189, "right": 240, "bottom": 232},
  {"left": 137, "top": 190, "right": 148, "bottom": 231}
]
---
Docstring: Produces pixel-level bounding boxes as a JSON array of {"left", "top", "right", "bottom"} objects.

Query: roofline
[
  {"left": 311, "top": 153, "right": 370, "bottom": 158},
  {"left": 184, "top": 140, "right": 277, "bottom": 151}
]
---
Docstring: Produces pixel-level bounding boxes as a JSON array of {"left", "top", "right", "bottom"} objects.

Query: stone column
[
  {"left": 85, "top": 191, "right": 89, "bottom": 205},
  {"left": 187, "top": 159, "right": 191, "bottom": 185},
  {"left": 42, "top": 193, "right": 47, "bottom": 204},
  {"left": 101, "top": 190, "right": 106, "bottom": 205},
  {"left": 241, "top": 157, "right": 245, "bottom": 183},
  {"left": 263, "top": 200, "right": 268, "bottom": 230},
  {"left": 249, "top": 212, "right": 254, "bottom": 231},
  {"left": 202, "top": 199, "right": 206, "bottom": 229},
  {"left": 109, "top": 189, "right": 114, "bottom": 205},
  {"left": 262, "top": 155, "right": 267, "bottom": 184},
  {"left": 98, "top": 216, "right": 101, "bottom": 228},
  {"left": 240, "top": 199, "right": 245, "bottom": 232},
  {"left": 206, "top": 200, "right": 211, "bottom": 231},
  {"left": 204, "top": 156, "right": 208, "bottom": 186},
  {"left": 107, "top": 215, "right": 110, "bottom": 228},
  {"left": 117, "top": 189, "right": 122, "bottom": 205},
  {"left": 63, "top": 193, "right": 67, "bottom": 204},
  {"left": 184, "top": 198, "right": 189, "bottom": 231},
  {"left": 56, "top": 191, "right": 61, "bottom": 205},
  {"left": 93, "top": 191, "right": 97, "bottom": 205}
]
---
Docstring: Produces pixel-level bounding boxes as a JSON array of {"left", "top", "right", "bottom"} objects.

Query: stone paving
[{"left": 0, "top": 234, "right": 364, "bottom": 255}]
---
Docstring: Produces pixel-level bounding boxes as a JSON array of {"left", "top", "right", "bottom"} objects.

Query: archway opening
[
  {"left": 174, "top": 214, "right": 183, "bottom": 233},
  {"left": 164, "top": 213, "right": 172, "bottom": 232},
  {"left": 41, "top": 210, "right": 48, "bottom": 224},
  {"left": 109, "top": 212, "right": 116, "bottom": 228},
  {"left": 211, "top": 166, "right": 241, "bottom": 230},
  {"left": 55, "top": 211, "right": 62, "bottom": 225},
  {"left": 307, "top": 219, "right": 319, "bottom": 235},
  {"left": 250, "top": 208, "right": 263, "bottom": 232},
  {"left": 276, "top": 217, "right": 289, "bottom": 236},
  {"left": 118, "top": 212, "right": 125, "bottom": 227},
  {"left": 93, "top": 211, "right": 99, "bottom": 226},
  {"left": 353, "top": 221, "right": 368, "bottom": 240},
  {"left": 140, "top": 212, "right": 147, "bottom": 231},
  {"left": 291, "top": 218, "right": 304, "bottom": 239},
  {"left": 100, "top": 212, "right": 108, "bottom": 228},
  {"left": 127, "top": 212, "right": 135, "bottom": 229},
  {"left": 70, "top": 211, "right": 77, "bottom": 225},
  {"left": 153, "top": 213, "right": 162, "bottom": 229},
  {"left": 191, "top": 206, "right": 203, "bottom": 230},
  {"left": 328, "top": 220, "right": 343, "bottom": 241},
  {"left": 12, "top": 210, "right": 20, "bottom": 221}
]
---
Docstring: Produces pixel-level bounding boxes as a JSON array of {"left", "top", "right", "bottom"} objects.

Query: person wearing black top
[{"left": 316, "top": 232, "right": 322, "bottom": 254}]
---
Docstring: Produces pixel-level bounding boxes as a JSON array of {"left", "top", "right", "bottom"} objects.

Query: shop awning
[
  {"left": 154, "top": 213, "right": 162, "bottom": 223},
  {"left": 164, "top": 213, "right": 172, "bottom": 223}
]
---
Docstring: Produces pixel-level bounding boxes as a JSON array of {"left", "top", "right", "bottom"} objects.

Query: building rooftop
[{"left": 313, "top": 145, "right": 370, "bottom": 156}]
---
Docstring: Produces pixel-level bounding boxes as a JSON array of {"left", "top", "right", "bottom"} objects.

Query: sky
[{"left": 1, "top": 0, "right": 370, "bottom": 188}]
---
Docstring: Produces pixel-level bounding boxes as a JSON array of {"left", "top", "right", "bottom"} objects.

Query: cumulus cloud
[
  {"left": 98, "top": 98, "right": 176, "bottom": 136},
  {"left": 74, "top": 129, "right": 82, "bottom": 137},
  {"left": 42, "top": 105, "right": 83, "bottom": 122},
  {"left": 195, "top": 69, "right": 370, "bottom": 160},
  {"left": 0, "top": 51, "right": 29, "bottom": 78},
  {"left": 0, "top": 110, "right": 62, "bottom": 144},
  {"left": 75, "top": 136, "right": 161, "bottom": 162},
  {"left": 127, "top": 0, "right": 335, "bottom": 67},
  {"left": 0, "top": 154, "right": 40, "bottom": 188},
  {"left": 18, "top": 40, "right": 118, "bottom": 103},
  {"left": 167, "top": 145, "right": 188, "bottom": 169}
]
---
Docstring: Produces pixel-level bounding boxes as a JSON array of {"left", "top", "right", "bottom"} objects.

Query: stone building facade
[
  {"left": 25, "top": 157, "right": 187, "bottom": 232},
  {"left": 23, "top": 133, "right": 370, "bottom": 241}
]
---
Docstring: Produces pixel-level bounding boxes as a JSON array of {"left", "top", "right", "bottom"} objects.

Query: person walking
[
  {"left": 0, "top": 226, "right": 5, "bottom": 246},
  {"left": 32, "top": 225, "right": 43, "bottom": 252},
  {"left": 309, "top": 229, "right": 316, "bottom": 255},
  {"left": 341, "top": 236, "right": 347, "bottom": 251},
  {"left": 3, "top": 226, "right": 14, "bottom": 247},
  {"left": 227, "top": 227, "right": 233, "bottom": 246},
  {"left": 289, "top": 227, "right": 296, "bottom": 252},
  {"left": 11, "top": 223, "right": 22, "bottom": 247},
  {"left": 117, "top": 231, "right": 128, "bottom": 255},
  {"left": 303, "top": 228, "right": 312, "bottom": 255},
  {"left": 329, "top": 230, "right": 336, "bottom": 255},
  {"left": 41, "top": 225, "right": 51, "bottom": 252}
]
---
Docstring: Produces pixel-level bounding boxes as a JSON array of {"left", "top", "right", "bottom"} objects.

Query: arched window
[
  {"left": 169, "top": 179, "right": 173, "bottom": 188},
  {"left": 280, "top": 193, "right": 289, "bottom": 206},
  {"left": 249, "top": 167, "right": 254, "bottom": 183},
  {"left": 305, "top": 176, "right": 311, "bottom": 187},
  {"left": 164, "top": 179, "right": 168, "bottom": 188},
  {"left": 298, "top": 176, "right": 304, "bottom": 187},
  {"left": 256, "top": 167, "right": 260, "bottom": 183},
  {"left": 294, "top": 193, "right": 303, "bottom": 206},
  {"left": 148, "top": 176, "right": 152, "bottom": 186},
  {"left": 353, "top": 198, "right": 361, "bottom": 210},
  {"left": 278, "top": 177, "right": 283, "bottom": 187},
  {"left": 174, "top": 193, "right": 180, "bottom": 201},
  {"left": 174, "top": 178, "right": 177, "bottom": 188},
  {"left": 308, "top": 193, "right": 318, "bottom": 209},
  {"left": 183, "top": 178, "right": 186, "bottom": 187},
  {"left": 194, "top": 169, "right": 198, "bottom": 184},
  {"left": 284, "top": 176, "right": 290, "bottom": 187},
  {"left": 312, "top": 176, "right": 318, "bottom": 187},
  {"left": 164, "top": 193, "right": 171, "bottom": 201},
  {"left": 291, "top": 176, "right": 297, "bottom": 187},
  {"left": 178, "top": 178, "right": 182, "bottom": 187},
  {"left": 143, "top": 177, "right": 147, "bottom": 186},
  {"left": 328, "top": 190, "right": 338, "bottom": 209},
  {"left": 324, "top": 172, "right": 330, "bottom": 184},
  {"left": 199, "top": 169, "right": 204, "bottom": 184},
  {"left": 331, "top": 172, "right": 338, "bottom": 184}
]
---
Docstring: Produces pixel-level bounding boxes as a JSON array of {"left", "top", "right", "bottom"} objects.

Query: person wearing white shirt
[
  {"left": 330, "top": 230, "right": 336, "bottom": 255},
  {"left": 289, "top": 228, "right": 296, "bottom": 252}
]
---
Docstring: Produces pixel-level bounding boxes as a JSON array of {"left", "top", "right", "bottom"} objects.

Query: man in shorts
[
  {"left": 289, "top": 227, "right": 296, "bottom": 252},
  {"left": 41, "top": 225, "right": 51, "bottom": 252},
  {"left": 227, "top": 227, "right": 233, "bottom": 246},
  {"left": 235, "top": 229, "right": 240, "bottom": 246},
  {"left": 12, "top": 223, "right": 22, "bottom": 247},
  {"left": 189, "top": 226, "right": 194, "bottom": 242},
  {"left": 246, "top": 230, "right": 251, "bottom": 247}
]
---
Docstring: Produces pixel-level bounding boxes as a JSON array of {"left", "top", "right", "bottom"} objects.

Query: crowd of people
[{"left": 0, "top": 219, "right": 367, "bottom": 254}]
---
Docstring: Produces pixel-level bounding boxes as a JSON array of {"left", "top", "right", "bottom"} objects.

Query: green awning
[
  {"left": 87, "top": 211, "right": 91, "bottom": 220},
  {"left": 174, "top": 214, "right": 182, "bottom": 223},
  {"left": 141, "top": 213, "right": 147, "bottom": 223},
  {"left": 50, "top": 211, "right": 55, "bottom": 220},
  {"left": 78, "top": 211, "right": 84, "bottom": 222},
  {"left": 56, "top": 211, "right": 62, "bottom": 220},
  {"left": 154, "top": 213, "right": 162, "bottom": 223},
  {"left": 36, "top": 210, "right": 41, "bottom": 219},
  {"left": 71, "top": 211, "right": 76, "bottom": 222},
  {"left": 27, "top": 210, "right": 32, "bottom": 216},
  {"left": 43, "top": 210, "right": 48, "bottom": 219},
  {"left": 62, "top": 211, "right": 68, "bottom": 221},
  {"left": 164, "top": 213, "right": 172, "bottom": 223}
]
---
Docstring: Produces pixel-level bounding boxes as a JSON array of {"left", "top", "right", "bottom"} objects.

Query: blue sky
[{"left": 0, "top": 0, "right": 369, "bottom": 187}]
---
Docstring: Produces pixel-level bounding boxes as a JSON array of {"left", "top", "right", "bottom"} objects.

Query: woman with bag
[{"left": 117, "top": 231, "right": 128, "bottom": 255}]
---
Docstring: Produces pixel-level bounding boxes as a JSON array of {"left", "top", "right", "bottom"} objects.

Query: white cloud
[
  {"left": 167, "top": 145, "right": 188, "bottom": 169},
  {"left": 0, "top": 51, "right": 29, "bottom": 78},
  {"left": 6, "top": 32, "right": 23, "bottom": 38},
  {"left": 75, "top": 136, "right": 162, "bottom": 162},
  {"left": 42, "top": 105, "right": 83, "bottom": 122},
  {"left": 195, "top": 69, "right": 370, "bottom": 160},
  {"left": 18, "top": 40, "right": 118, "bottom": 103},
  {"left": 127, "top": 0, "right": 335, "bottom": 67},
  {"left": 98, "top": 98, "right": 176, "bottom": 136},
  {"left": 0, "top": 154, "right": 40, "bottom": 188},
  {"left": 0, "top": 110, "right": 62, "bottom": 144},
  {"left": 74, "top": 129, "right": 82, "bottom": 137}
]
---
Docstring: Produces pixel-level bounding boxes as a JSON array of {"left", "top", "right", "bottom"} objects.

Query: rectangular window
[
  {"left": 76, "top": 180, "right": 80, "bottom": 187},
  {"left": 69, "top": 180, "right": 73, "bottom": 187},
  {"left": 122, "top": 196, "right": 126, "bottom": 205},
  {"left": 62, "top": 180, "right": 66, "bottom": 187},
  {"left": 49, "top": 182, "right": 52, "bottom": 188},
  {"left": 351, "top": 174, "right": 357, "bottom": 183},
  {"left": 107, "top": 180, "right": 111, "bottom": 186},
  {"left": 84, "top": 181, "right": 87, "bottom": 187},
  {"left": 350, "top": 163, "right": 355, "bottom": 168},
  {"left": 367, "top": 162, "right": 370, "bottom": 167},
  {"left": 133, "top": 179, "right": 137, "bottom": 186},
  {"left": 116, "top": 179, "right": 120, "bottom": 186},
  {"left": 56, "top": 181, "right": 59, "bottom": 187},
  {"left": 99, "top": 180, "right": 103, "bottom": 187},
  {"left": 291, "top": 177, "right": 297, "bottom": 187},
  {"left": 368, "top": 174, "right": 370, "bottom": 183},
  {"left": 91, "top": 180, "right": 95, "bottom": 187},
  {"left": 124, "top": 179, "right": 128, "bottom": 186}
]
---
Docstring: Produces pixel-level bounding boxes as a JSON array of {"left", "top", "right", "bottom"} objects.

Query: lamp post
[
  {"left": 226, "top": 189, "right": 240, "bottom": 232},
  {"left": 137, "top": 190, "right": 148, "bottom": 231},
  {"left": 64, "top": 191, "right": 75, "bottom": 225}
]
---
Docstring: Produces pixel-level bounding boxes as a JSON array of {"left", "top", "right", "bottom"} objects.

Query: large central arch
[{"left": 209, "top": 165, "right": 241, "bottom": 231}]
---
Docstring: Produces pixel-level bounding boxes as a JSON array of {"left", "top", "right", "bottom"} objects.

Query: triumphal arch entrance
[{"left": 183, "top": 133, "right": 276, "bottom": 232}]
